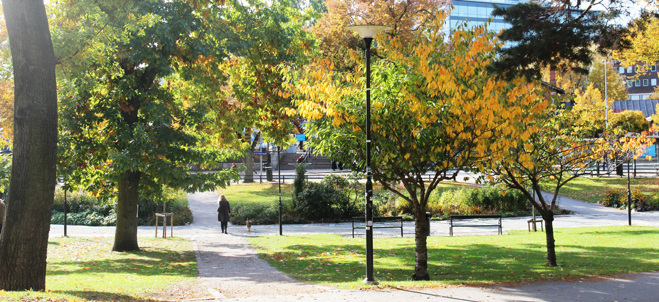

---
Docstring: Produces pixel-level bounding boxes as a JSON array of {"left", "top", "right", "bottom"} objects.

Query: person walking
[{"left": 217, "top": 195, "right": 231, "bottom": 234}]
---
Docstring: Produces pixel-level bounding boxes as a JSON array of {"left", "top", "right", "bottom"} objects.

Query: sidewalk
[{"left": 48, "top": 189, "right": 659, "bottom": 301}]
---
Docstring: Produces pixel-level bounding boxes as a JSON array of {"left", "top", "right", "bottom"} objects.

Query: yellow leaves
[
  {"left": 524, "top": 143, "right": 534, "bottom": 153},
  {"left": 404, "top": 153, "right": 411, "bottom": 160}
]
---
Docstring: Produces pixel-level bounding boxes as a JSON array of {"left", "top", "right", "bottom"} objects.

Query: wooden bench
[
  {"left": 449, "top": 214, "right": 502, "bottom": 236},
  {"left": 352, "top": 216, "right": 403, "bottom": 238}
]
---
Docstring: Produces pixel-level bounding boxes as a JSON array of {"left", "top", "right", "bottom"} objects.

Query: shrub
[
  {"left": 641, "top": 194, "right": 659, "bottom": 211},
  {"left": 293, "top": 163, "right": 306, "bottom": 201},
  {"left": 600, "top": 189, "right": 625, "bottom": 208},
  {"left": 471, "top": 184, "right": 529, "bottom": 213},
  {"left": 230, "top": 202, "right": 278, "bottom": 225},
  {"left": 600, "top": 189, "right": 649, "bottom": 211},
  {"left": 53, "top": 188, "right": 112, "bottom": 215},
  {"left": 137, "top": 190, "right": 193, "bottom": 226},
  {"left": 51, "top": 187, "right": 193, "bottom": 226},
  {"left": 426, "top": 184, "right": 529, "bottom": 216},
  {"left": 296, "top": 181, "right": 358, "bottom": 221},
  {"left": 373, "top": 191, "right": 396, "bottom": 216}
]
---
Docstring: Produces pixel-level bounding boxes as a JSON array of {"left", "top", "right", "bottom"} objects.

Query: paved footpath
[{"left": 49, "top": 189, "right": 659, "bottom": 301}]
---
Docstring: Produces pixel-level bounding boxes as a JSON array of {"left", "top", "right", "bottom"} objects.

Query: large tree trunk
[
  {"left": 0, "top": 0, "right": 58, "bottom": 291},
  {"left": 541, "top": 210, "right": 557, "bottom": 266},
  {"left": 113, "top": 171, "right": 141, "bottom": 252},
  {"left": 413, "top": 208, "right": 430, "bottom": 280}
]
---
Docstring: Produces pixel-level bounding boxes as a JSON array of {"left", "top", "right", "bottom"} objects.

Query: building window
[
  {"left": 635, "top": 79, "right": 641, "bottom": 86},
  {"left": 652, "top": 79, "right": 657, "bottom": 86},
  {"left": 619, "top": 67, "right": 625, "bottom": 73},
  {"left": 644, "top": 79, "right": 649, "bottom": 86},
  {"left": 628, "top": 80, "right": 633, "bottom": 87},
  {"left": 627, "top": 66, "right": 633, "bottom": 73},
  {"left": 652, "top": 65, "right": 657, "bottom": 72}
]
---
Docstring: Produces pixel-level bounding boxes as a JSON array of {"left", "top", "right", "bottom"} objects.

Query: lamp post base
[{"left": 362, "top": 278, "right": 379, "bottom": 285}]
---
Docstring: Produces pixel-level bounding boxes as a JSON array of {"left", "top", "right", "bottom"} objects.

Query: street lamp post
[
  {"left": 346, "top": 24, "right": 390, "bottom": 285},
  {"left": 603, "top": 58, "right": 609, "bottom": 128},
  {"left": 278, "top": 145, "right": 283, "bottom": 235}
]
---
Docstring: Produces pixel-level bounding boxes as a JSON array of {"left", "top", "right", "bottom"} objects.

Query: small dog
[{"left": 246, "top": 219, "right": 251, "bottom": 232}]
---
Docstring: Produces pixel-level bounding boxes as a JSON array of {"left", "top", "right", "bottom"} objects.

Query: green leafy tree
[
  {"left": 53, "top": 0, "right": 238, "bottom": 252},
  {"left": 219, "top": 0, "right": 313, "bottom": 182},
  {"left": 293, "top": 14, "right": 546, "bottom": 280},
  {"left": 0, "top": 0, "right": 57, "bottom": 291}
]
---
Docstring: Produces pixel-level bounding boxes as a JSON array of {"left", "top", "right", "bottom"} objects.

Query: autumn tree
[
  {"left": 311, "top": 0, "right": 447, "bottom": 71},
  {"left": 615, "top": 13, "right": 659, "bottom": 97},
  {"left": 615, "top": 15, "right": 659, "bottom": 73},
  {"left": 53, "top": 0, "right": 239, "bottom": 252},
  {"left": 590, "top": 55, "right": 629, "bottom": 101},
  {"left": 609, "top": 110, "right": 650, "bottom": 133},
  {"left": 0, "top": 5, "right": 13, "bottom": 145},
  {"left": 0, "top": 0, "right": 58, "bottom": 291},
  {"left": 292, "top": 13, "right": 545, "bottom": 280},
  {"left": 483, "top": 100, "right": 611, "bottom": 266},
  {"left": 219, "top": 0, "right": 313, "bottom": 182}
]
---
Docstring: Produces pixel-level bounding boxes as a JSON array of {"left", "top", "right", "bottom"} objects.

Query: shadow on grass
[
  {"left": 47, "top": 249, "right": 197, "bottom": 277},
  {"left": 258, "top": 235, "right": 659, "bottom": 284},
  {"left": 52, "top": 290, "right": 150, "bottom": 302}
]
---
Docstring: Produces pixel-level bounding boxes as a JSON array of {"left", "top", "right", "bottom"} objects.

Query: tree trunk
[
  {"left": 542, "top": 210, "right": 558, "bottom": 266},
  {"left": 413, "top": 209, "right": 430, "bottom": 280},
  {"left": 0, "top": 0, "right": 58, "bottom": 291},
  {"left": 113, "top": 171, "right": 141, "bottom": 252},
  {"left": 243, "top": 153, "right": 254, "bottom": 183}
]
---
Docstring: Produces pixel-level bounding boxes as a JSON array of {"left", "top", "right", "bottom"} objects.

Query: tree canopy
[{"left": 291, "top": 11, "right": 546, "bottom": 280}]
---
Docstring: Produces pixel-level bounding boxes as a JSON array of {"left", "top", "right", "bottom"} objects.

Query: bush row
[
  {"left": 51, "top": 187, "right": 194, "bottom": 226},
  {"left": 230, "top": 168, "right": 532, "bottom": 225},
  {"left": 600, "top": 189, "right": 659, "bottom": 211},
  {"left": 394, "top": 184, "right": 531, "bottom": 217}
]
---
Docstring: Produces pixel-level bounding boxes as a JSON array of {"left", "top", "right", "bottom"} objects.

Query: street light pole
[
  {"left": 604, "top": 58, "right": 609, "bottom": 128},
  {"left": 346, "top": 24, "right": 390, "bottom": 285},
  {"left": 278, "top": 146, "right": 283, "bottom": 235}
]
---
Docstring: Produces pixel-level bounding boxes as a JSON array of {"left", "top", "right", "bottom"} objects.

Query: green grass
[
  {"left": 2, "top": 237, "right": 197, "bottom": 301},
  {"left": 218, "top": 182, "right": 295, "bottom": 206},
  {"left": 549, "top": 177, "right": 659, "bottom": 203},
  {"left": 248, "top": 226, "right": 659, "bottom": 289}
]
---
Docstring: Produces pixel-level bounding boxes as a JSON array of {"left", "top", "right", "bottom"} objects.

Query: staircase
[{"left": 277, "top": 150, "right": 332, "bottom": 170}]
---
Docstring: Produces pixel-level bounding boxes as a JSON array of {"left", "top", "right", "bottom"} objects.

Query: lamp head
[{"left": 346, "top": 25, "right": 391, "bottom": 39}]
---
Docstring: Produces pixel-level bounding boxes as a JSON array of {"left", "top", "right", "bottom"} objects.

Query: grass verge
[
  {"left": 248, "top": 225, "right": 659, "bottom": 289},
  {"left": 218, "top": 182, "right": 295, "bottom": 206},
  {"left": 548, "top": 177, "right": 659, "bottom": 203},
  {"left": 2, "top": 237, "right": 197, "bottom": 301}
]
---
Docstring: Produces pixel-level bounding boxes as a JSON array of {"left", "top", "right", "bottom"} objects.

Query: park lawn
[
  {"left": 217, "top": 182, "right": 295, "bottom": 206},
  {"left": 248, "top": 225, "right": 659, "bottom": 289},
  {"left": 2, "top": 237, "right": 197, "bottom": 301},
  {"left": 549, "top": 176, "right": 659, "bottom": 203}
]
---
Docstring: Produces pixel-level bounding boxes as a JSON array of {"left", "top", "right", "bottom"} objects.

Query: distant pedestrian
[
  {"left": 0, "top": 199, "right": 5, "bottom": 234},
  {"left": 217, "top": 195, "right": 231, "bottom": 234}
]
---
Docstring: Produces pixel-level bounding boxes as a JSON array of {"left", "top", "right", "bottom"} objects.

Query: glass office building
[{"left": 448, "top": 0, "right": 523, "bottom": 34}]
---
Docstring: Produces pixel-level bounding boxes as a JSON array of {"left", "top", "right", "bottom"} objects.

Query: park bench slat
[
  {"left": 352, "top": 216, "right": 403, "bottom": 238},
  {"left": 449, "top": 214, "right": 502, "bottom": 236}
]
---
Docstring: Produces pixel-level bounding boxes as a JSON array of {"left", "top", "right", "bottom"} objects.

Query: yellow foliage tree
[
  {"left": 0, "top": 4, "right": 12, "bottom": 146},
  {"left": 571, "top": 84, "right": 610, "bottom": 135},
  {"left": 614, "top": 17, "right": 659, "bottom": 73},
  {"left": 290, "top": 12, "right": 547, "bottom": 280}
]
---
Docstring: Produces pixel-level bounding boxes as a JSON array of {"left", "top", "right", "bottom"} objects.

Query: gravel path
[{"left": 180, "top": 191, "right": 330, "bottom": 300}]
